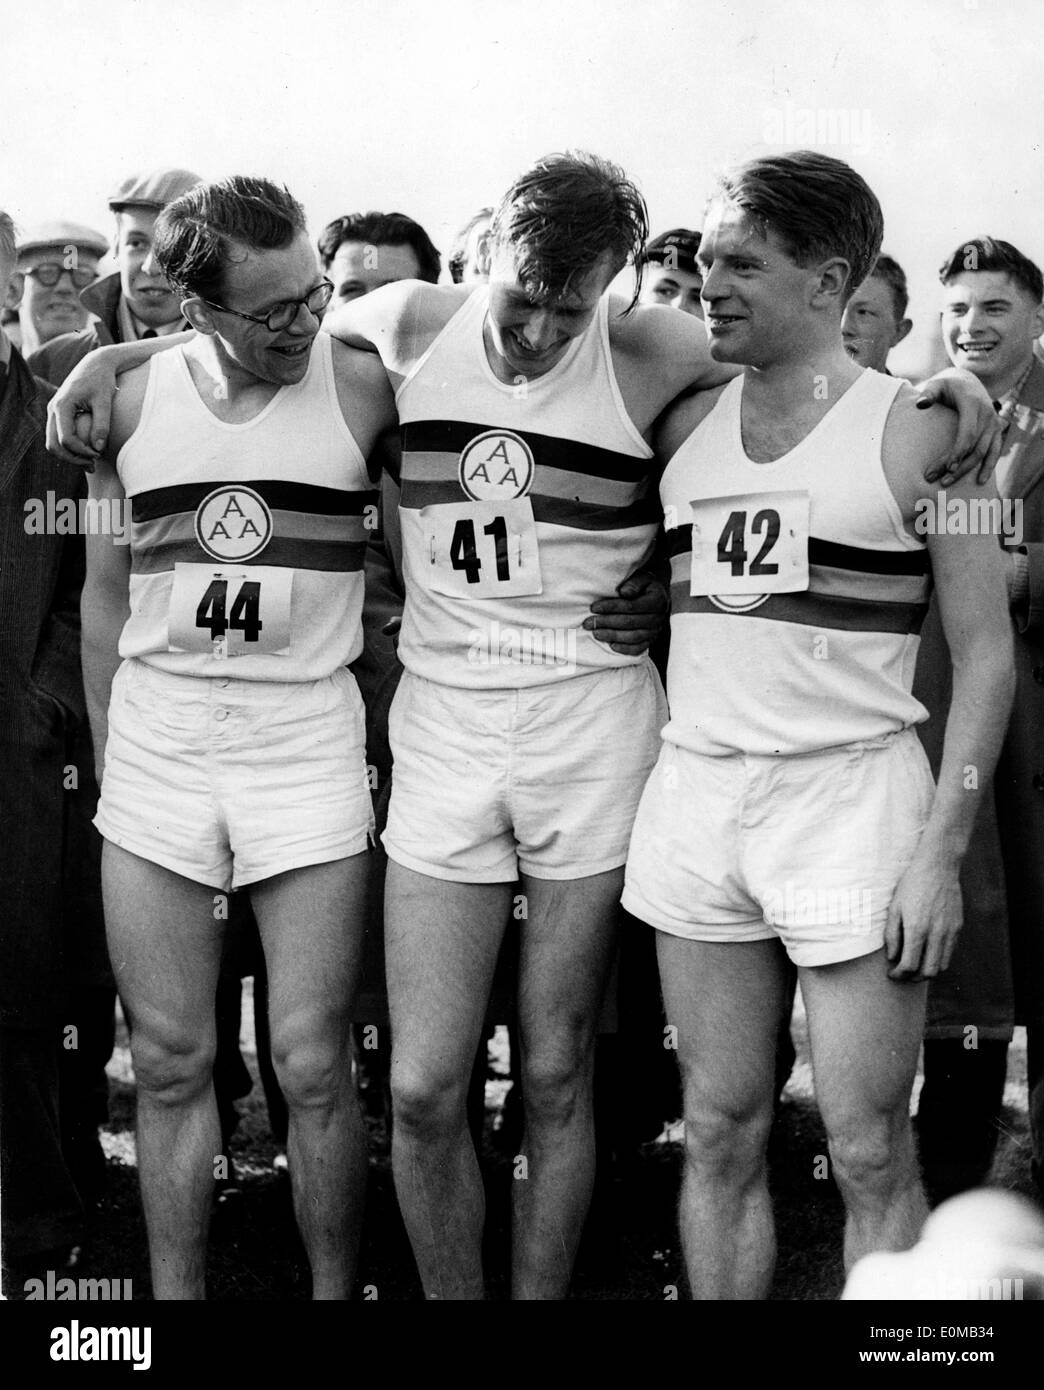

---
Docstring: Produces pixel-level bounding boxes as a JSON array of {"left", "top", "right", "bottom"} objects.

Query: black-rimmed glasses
[
  {"left": 200, "top": 279, "right": 334, "bottom": 333},
  {"left": 25, "top": 264, "right": 98, "bottom": 289}
]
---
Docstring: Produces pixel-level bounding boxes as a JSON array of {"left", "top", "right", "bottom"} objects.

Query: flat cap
[
  {"left": 17, "top": 220, "right": 109, "bottom": 258},
  {"left": 107, "top": 168, "right": 203, "bottom": 213}
]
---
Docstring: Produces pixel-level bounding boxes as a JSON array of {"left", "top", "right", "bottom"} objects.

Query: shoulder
[
  {"left": 328, "top": 336, "right": 398, "bottom": 446},
  {"left": 107, "top": 360, "right": 154, "bottom": 459},
  {"left": 27, "top": 328, "right": 98, "bottom": 386},
  {"left": 325, "top": 281, "right": 470, "bottom": 372},
  {"left": 608, "top": 298, "right": 707, "bottom": 362},
  {"left": 882, "top": 380, "right": 958, "bottom": 507},
  {"left": 655, "top": 381, "right": 731, "bottom": 462}
]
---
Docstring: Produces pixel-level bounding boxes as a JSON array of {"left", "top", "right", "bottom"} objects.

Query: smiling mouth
[
  {"left": 270, "top": 341, "right": 311, "bottom": 359},
  {"left": 958, "top": 341, "right": 997, "bottom": 356},
  {"left": 707, "top": 314, "right": 743, "bottom": 329}
]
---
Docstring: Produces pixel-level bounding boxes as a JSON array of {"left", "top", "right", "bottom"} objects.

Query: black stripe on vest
[
  {"left": 666, "top": 523, "right": 929, "bottom": 574},
  {"left": 132, "top": 480, "right": 378, "bottom": 523},
  {"left": 400, "top": 420, "right": 651, "bottom": 483}
]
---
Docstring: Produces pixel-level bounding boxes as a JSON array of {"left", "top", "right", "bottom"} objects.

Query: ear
[
  {"left": 475, "top": 230, "right": 492, "bottom": 279},
  {"left": 894, "top": 317, "right": 913, "bottom": 346},
  {"left": 182, "top": 297, "right": 218, "bottom": 336},
  {"left": 3, "top": 269, "right": 24, "bottom": 312},
  {"left": 1032, "top": 301, "right": 1044, "bottom": 341},
  {"left": 811, "top": 257, "right": 851, "bottom": 308}
]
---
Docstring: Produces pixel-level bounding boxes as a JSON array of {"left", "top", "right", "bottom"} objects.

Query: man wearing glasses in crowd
[{"left": 14, "top": 221, "right": 108, "bottom": 354}]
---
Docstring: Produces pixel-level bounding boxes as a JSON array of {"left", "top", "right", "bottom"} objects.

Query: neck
[
  {"left": 977, "top": 351, "right": 1035, "bottom": 402},
  {"left": 740, "top": 341, "right": 860, "bottom": 413},
  {"left": 189, "top": 334, "right": 266, "bottom": 401}
]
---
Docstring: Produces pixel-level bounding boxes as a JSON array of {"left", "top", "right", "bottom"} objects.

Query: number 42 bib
[{"left": 690, "top": 490, "right": 810, "bottom": 600}]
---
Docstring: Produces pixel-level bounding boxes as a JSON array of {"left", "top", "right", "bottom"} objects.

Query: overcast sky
[{"left": 6, "top": 0, "right": 1043, "bottom": 375}]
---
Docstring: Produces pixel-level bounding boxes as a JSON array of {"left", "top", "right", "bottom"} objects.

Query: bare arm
[
  {"left": 913, "top": 367, "right": 1004, "bottom": 485},
  {"left": 47, "top": 332, "right": 192, "bottom": 467},
  {"left": 82, "top": 457, "right": 132, "bottom": 779},
  {"left": 885, "top": 458, "right": 1015, "bottom": 980}
]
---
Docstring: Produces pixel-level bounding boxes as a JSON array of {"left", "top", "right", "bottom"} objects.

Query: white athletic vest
[
  {"left": 394, "top": 288, "right": 659, "bottom": 687},
  {"left": 117, "top": 334, "right": 375, "bottom": 680},
  {"left": 662, "top": 369, "right": 931, "bottom": 755}
]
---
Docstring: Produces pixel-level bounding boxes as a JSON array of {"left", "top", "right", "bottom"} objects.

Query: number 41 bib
[
  {"left": 690, "top": 491, "right": 810, "bottom": 598},
  {"left": 422, "top": 497, "right": 543, "bottom": 599}
]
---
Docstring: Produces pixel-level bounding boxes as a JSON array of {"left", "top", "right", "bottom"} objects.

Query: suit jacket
[
  {"left": 919, "top": 355, "right": 1044, "bottom": 1035},
  {"left": 26, "top": 273, "right": 123, "bottom": 387},
  {"left": 0, "top": 345, "right": 88, "bottom": 1024}
]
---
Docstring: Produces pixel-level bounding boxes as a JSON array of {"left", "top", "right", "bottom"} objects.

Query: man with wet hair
[{"left": 318, "top": 210, "right": 441, "bottom": 308}]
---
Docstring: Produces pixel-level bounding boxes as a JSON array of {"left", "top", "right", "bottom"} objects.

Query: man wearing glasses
[
  {"left": 14, "top": 221, "right": 108, "bottom": 354},
  {"left": 77, "top": 175, "right": 395, "bottom": 1299},
  {"left": 29, "top": 169, "right": 201, "bottom": 387}
]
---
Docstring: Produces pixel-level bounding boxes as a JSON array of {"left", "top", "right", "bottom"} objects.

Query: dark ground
[{"left": 20, "top": 990, "right": 1037, "bottom": 1303}]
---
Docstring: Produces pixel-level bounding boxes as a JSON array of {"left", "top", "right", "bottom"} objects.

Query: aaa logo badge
[
  {"left": 195, "top": 485, "right": 273, "bottom": 562},
  {"left": 458, "top": 430, "right": 535, "bottom": 501}
]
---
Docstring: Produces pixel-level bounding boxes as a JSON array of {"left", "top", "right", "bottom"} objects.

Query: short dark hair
[
  {"left": 317, "top": 211, "right": 441, "bottom": 284},
  {"left": 448, "top": 206, "right": 493, "bottom": 284},
  {"left": 867, "top": 252, "right": 909, "bottom": 322},
  {"left": 154, "top": 175, "right": 306, "bottom": 302},
  {"left": 938, "top": 236, "right": 1043, "bottom": 304},
  {"left": 712, "top": 150, "right": 883, "bottom": 305},
  {"left": 490, "top": 151, "right": 649, "bottom": 309}
]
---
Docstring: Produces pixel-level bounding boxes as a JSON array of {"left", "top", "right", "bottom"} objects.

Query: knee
[
  {"left": 682, "top": 1093, "right": 772, "bottom": 1183},
  {"left": 269, "top": 1011, "right": 349, "bottom": 1111},
  {"left": 390, "top": 1059, "right": 466, "bottom": 1139},
  {"left": 829, "top": 1113, "right": 911, "bottom": 1196},
  {"left": 521, "top": 1050, "right": 590, "bottom": 1128},
  {"left": 131, "top": 1024, "right": 215, "bottom": 1107}
]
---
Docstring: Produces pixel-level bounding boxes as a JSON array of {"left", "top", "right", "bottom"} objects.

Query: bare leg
[
  {"left": 102, "top": 843, "right": 223, "bottom": 1300},
  {"left": 385, "top": 861, "right": 512, "bottom": 1299},
  {"left": 657, "top": 933, "right": 791, "bottom": 1299},
  {"left": 511, "top": 868, "right": 621, "bottom": 1299},
  {"left": 250, "top": 854, "right": 370, "bottom": 1300},
  {"left": 802, "top": 949, "right": 928, "bottom": 1271}
]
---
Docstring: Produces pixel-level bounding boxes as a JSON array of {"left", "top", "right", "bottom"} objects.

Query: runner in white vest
[
  {"left": 81, "top": 177, "right": 394, "bottom": 1300},
  {"left": 623, "top": 150, "right": 1015, "bottom": 1300},
  {"left": 49, "top": 154, "right": 1004, "bottom": 1303}
]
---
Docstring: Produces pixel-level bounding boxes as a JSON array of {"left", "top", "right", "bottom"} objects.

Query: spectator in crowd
[
  {"left": 15, "top": 222, "right": 108, "bottom": 355},
  {"left": 915, "top": 236, "right": 1044, "bottom": 1201},
  {"left": 842, "top": 253, "right": 913, "bottom": 373},
  {"left": 318, "top": 211, "right": 441, "bottom": 308},
  {"left": 29, "top": 169, "right": 201, "bottom": 387},
  {"left": 0, "top": 209, "right": 94, "bottom": 1290},
  {"left": 448, "top": 207, "right": 493, "bottom": 284},
  {"left": 638, "top": 228, "right": 705, "bottom": 318}
]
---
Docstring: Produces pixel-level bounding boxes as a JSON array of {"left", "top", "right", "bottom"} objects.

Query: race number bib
[
  {"left": 167, "top": 563, "right": 294, "bottom": 658},
  {"left": 422, "top": 498, "right": 543, "bottom": 599},
  {"left": 690, "top": 491, "right": 810, "bottom": 598}
]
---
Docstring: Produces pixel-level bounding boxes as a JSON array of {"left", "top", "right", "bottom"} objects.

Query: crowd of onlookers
[{"left": 1, "top": 161, "right": 1042, "bottom": 1296}]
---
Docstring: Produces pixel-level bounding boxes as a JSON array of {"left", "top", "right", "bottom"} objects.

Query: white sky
[{"left": 5, "top": 0, "right": 1043, "bottom": 376}]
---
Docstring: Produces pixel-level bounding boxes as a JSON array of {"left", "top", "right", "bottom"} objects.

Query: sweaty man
[
  {"left": 80, "top": 176, "right": 394, "bottom": 1299},
  {"left": 622, "top": 151, "right": 1015, "bottom": 1299}
]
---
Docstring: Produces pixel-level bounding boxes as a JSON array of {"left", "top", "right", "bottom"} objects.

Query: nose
[
  {"left": 699, "top": 261, "right": 726, "bottom": 305},
  {"left": 520, "top": 309, "right": 558, "bottom": 351},
  {"left": 140, "top": 246, "right": 162, "bottom": 278},
  {"left": 287, "top": 299, "right": 320, "bottom": 334},
  {"left": 961, "top": 304, "right": 987, "bottom": 336}
]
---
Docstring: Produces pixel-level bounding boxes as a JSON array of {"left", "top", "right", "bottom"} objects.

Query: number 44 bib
[
  {"left": 168, "top": 563, "right": 293, "bottom": 658},
  {"left": 423, "top": 498, "right": 543, "bottom": 599},
  {"left": 690, "top": 491, "right": 810, "bottom": 600}
]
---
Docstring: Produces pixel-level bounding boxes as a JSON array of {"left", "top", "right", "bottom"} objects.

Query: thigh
[
  {"left": 102, "top": 841, "right": 224, "bottom": 1050},
  {"left": 250, "top": 853, "right": 371, "bottom": 1039},
  {"left": 801, "top": 949, "right": 926, "bottom": 1133},
  {"left": 384, "top": 860, "right": 512, "bottom": 1082},
  {"left": 657, "top": 933, "right": 791, "bottom": 1117},
  {"left": 516, "top": 868, "right": 623, "bottom": 1066}
]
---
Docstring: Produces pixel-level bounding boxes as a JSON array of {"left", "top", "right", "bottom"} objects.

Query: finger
[
  {"left": 587, "top": 598, "right": 662, "bottom": 617},
  {"left": 587, "top": 628, "right": 657, "bottom": 648},
  {"left": 976, "top": 423, "right": 1003, "bottom": 484},
  {"left": 47, "top": 401, "right": 96, "bottom": 466},
  {"left": 884, "top": 900, "right": 903, "bottom": 964},
  {"left": 615, "top": 572, "right": 652, "bottom": 598},
  {"left": 606, "top": 641, "right": 650, "bottom": 655},
  {"left": 88, "top": 393, "right": 113, "bottom": 455}
]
